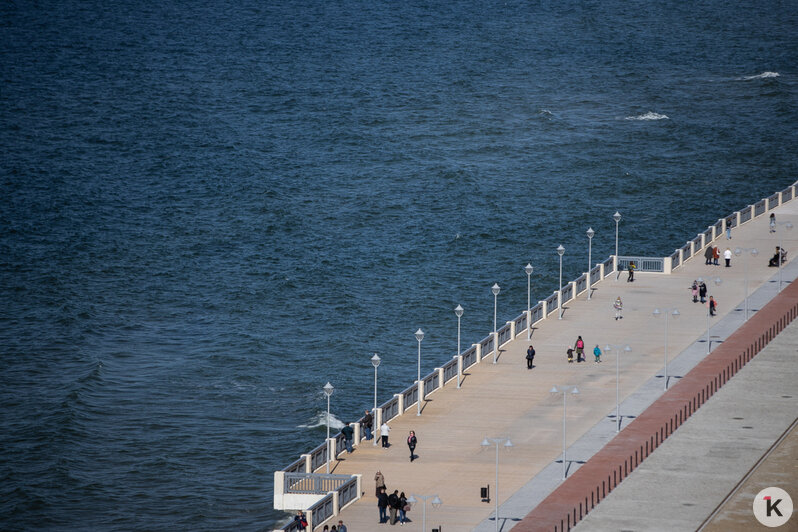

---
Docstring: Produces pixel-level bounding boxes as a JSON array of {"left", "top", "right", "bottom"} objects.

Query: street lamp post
[
  {"left": 323, "top": 382, "right": 334, "bottom": 473},
  {"left": 415, "top": 329, "right": 424, "bottom": 416},
  {"left": 481, "top": 437, "right": 513, "bottom": 532},
  {"left": 604, "top": 344, "right": 632, "bottom": 432},
  {"left": 492, "top": 283, "right": 500, "bottom": 363},
  {"left": 697, "top": 277, "right": 722, "bottom": 354},
  {"left": 652, "top": 308, "right": 680, "bottom": 390},
  {"left": 455, "top": 304, "right": 464, "bottom": 388},
  {"left": 734, "top": 247, "right": 759, "bottom": 320},
  {"left": 550, "top": 385, "right": 579, "bottom": 480},
  {"left": 614, "top": 211, "right": 622, "bottom": 278},
  {"left": 586, "top": 228, "right": 594, "bottom": 300},
  {"left": 371, "top": 354, "right": 381, "bottom": 446},
  {"left": 774, "top": 221, "right": 794, "bottom": 291},
  {"left": 525, "top": 264, "right": 534, "bottom": 339},
  {"left": 406, "top": 494, "right": 442, "bottom": 532},
  {"left": 557, "top": 245, "right": 565, "bottom": 319}
]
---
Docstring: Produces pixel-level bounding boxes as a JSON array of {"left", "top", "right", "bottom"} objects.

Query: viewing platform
[{"left": 274, "top": 184, "right": 798, "bottom": 531}]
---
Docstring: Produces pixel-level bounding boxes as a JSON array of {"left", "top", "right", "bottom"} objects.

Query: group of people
[
  {"left": 320, "top": 521, "right": 347, "bottom": 532},
  {"left": 361, "top": 410, "right": 393, "bottom": 448},
  {"left": 567, "top": 335, "right": 602, "bottom": 363},
  {"left": 375, "top": 471, "right": 410, "bottom": 525},
  {"left": 704, "top": 245, "right": 733, "bottom": 267},
  {"left": 690, "top": 280, "right": 708, "bottom": 303},
  {"left": 688, "top": 279, "right": 718, "bottom": 315}
]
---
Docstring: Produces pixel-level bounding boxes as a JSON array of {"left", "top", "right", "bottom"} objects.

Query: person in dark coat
[
  {"left": 294, "top": 511, "right": 308, "bottom": 531},
  {"left": 398, "top": 492, "right": 409, "bottom": 524},
  {"left": 341, "top": 422, "right": 354, "bottom": 453},
  {"left": 407, "top": 430, "right": 417, "bottom": 462},
  {"left": 704, "top": 245, "right": 713, "bottom": 265},
  {"left": 526, "top": 345, "right": 536, "bottom": 369},
  {"left": 362, "top": 409, "right": 373, "bottom": 440},
  {"left": 377, "top": 488, "right": 389, "bottom": 523},
  {"left": 388, "top": 489, "right": 400, "bottom": 525}
]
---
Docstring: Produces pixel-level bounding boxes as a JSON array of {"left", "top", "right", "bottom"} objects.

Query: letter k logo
[
  {"left": 754, "top": 487, "right": 792, "bottom": 526},
  {"left": 765, "top": 496, "right": 783, "bottom": 517}
]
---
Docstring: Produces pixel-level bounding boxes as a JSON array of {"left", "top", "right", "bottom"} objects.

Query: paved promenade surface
[
  {"left": 323, "top": 199, "right": 797, "bottom": 532},
  {"left": 573, "top": 318, "right": 798, "bottom": 531}
]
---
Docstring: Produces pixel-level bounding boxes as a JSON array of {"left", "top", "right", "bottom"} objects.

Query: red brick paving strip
[{"left": 513, "top": 280, "right": 798, "bottom": 532}]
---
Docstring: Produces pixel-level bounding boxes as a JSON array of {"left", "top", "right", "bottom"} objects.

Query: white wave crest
[
  {"left": 740, "top": 71, "right": 780, "bottom": 80},
  {"left": 625, "top": 112, "right": 669, "bottom": 121},
  {"left": 297, "top": 411, "right": 346, "bottom": 430}
]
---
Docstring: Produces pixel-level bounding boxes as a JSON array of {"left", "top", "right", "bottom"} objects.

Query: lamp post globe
[
  {"left": 323, "top": 382, "right": 334, "bottom": 473},
  {"left": 491, "top": 283, "right": 500, "bottom": 363},
  {"left": 415, "top": 329, "right": 424, "bottom": 416},
  {"left": 605, "top": 344, "right": 632, "bottom": 432},
  {"left": 734, "top": 247, "right": 759, "bottom": 319},
  {"left": 525, "top": 264, "right": 534, "bottom": 338},
  {"left": 613, "top": 211, "right": 622, "bottom": 272},
  {"left": 586, "top": 228, "right": 594, "bottom": 300},
  {"left": 557, "top": 245, "right": 565, "bottom": 319},
  {"left": 370, "top": 354, "right": 380, "bottom": 445},
  {"left": 653, "top": 308, "right": 679, "bottom": 390},
  {"left": 481, "top": 437, "right": 513, "bottom": 532},
  {"left": 454, "top": 304, "right": 464, "bottom": 388}
]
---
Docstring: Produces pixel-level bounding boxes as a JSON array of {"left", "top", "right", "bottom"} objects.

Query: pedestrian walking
[
  {"left": 724, "top": 248, "right": 732, "bottom": 267},
  {"left": 526, "top": 345, "right": 536, "bottom": 369},
  {"left": 691, "top": 280, "right": 699, "bottom": 303},
  {"left": 407, "top": 430, "right": 417, "bottom": 462},
  {"left": 363, "top": 409, "right": 373, "bottom": 441},
  {"left": 380, "top": 422, "right": 391, "bottom": 448},
  {"left": 375, "top": 470, "right": 385, "bottom": 497},
  {"left": 337, "top": 520, "right": 347, "bottom": 532},
  {"left": 709, "top": 296, "right": 718, "bottom": 316},
  {"left": 567, "top": 347, "right": 574, "bottom": 363},
  {"left": 699, "top": 280, "right": 707, "bottom": 303},
  {"left": 399, "top": 492, "right": 409, "bottom": 524},
  {"left": 388, "top": 489, "right": 400, "bottom": 525},
  {"left": 575, "top": 336, "right": 585, "bottom": 362},
  {"left": 341, "top": 422, "right": 354, "bottom": 453},
  {"left": 614, "top": 296, "right": 623, "bottom": 320},
  {"left": 713, "top": 246, "right": 720, "bottom": 265},
  {"left": 704, "top": 245, "right": 713, "bottom": 265},
  {"left": 593, "top": 345, "right": 602, "bottom": 363},
  {"left": 627, "top": 261, "right": 635, "bottom": 282},
  {"left": 770, "top": 213, "right": 776, "bottom": 233},
  {"left": 726, "top": 217, "right": 733, "bottom": 239},
  {"left": 377, "top": 487, "right": 389, "bottom": 523}
]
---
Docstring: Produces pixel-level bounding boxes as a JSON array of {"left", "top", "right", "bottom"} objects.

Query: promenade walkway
[{"left": 312, "top": 198, "right": 797, "bottom": 531}]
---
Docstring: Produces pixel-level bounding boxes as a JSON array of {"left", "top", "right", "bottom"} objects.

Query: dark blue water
[{"left": 2, "top": 0, "right": 797, "bottom": 529}]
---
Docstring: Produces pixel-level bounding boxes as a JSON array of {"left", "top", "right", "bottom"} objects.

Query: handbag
[{"left": 403, "top": 504, "right": 411, "bottom": 512}]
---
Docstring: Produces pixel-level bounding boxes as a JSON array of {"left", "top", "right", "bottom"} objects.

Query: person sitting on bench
[{"left": 769, "top": 246, "right": 787, "bottom": 267}]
